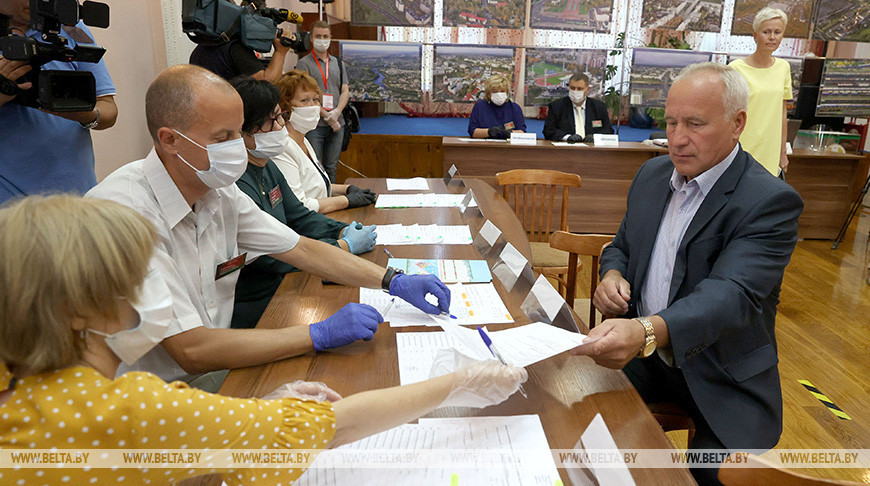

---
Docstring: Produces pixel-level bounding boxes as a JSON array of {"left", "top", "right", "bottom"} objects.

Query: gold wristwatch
[{"left": 635, "top": 316, "right": 657, "bottom": 358}]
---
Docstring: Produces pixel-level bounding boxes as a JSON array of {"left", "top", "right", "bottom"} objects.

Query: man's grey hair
[{"left": 673, "top": 62, "right": 749, "bottom": 120}]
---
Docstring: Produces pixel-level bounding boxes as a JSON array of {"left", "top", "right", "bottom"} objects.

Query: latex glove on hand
[
  {"left": 487, "top": 126, "right": 511, "bottom": 139},
  {"left": 346, "top": 189, "right": 377, "bottom": 208},
  {"left": 583, "top": 134, "right": 595, "bottom": 143},
  {"left": 341, "top": 221, "right": 377, "bottom": 254},
  {"left": 440, "top": 359, "right": 528, "bottom": 409},
  {"left": 309, "top": 303, "right": 383, "bottom": 351},
  {"left": 566, "top": 134, "right": 584, "bottom": 143},
  {"left": 347, "top": 185, "right": 377, "bottom": 198},
  {"left": 389, "top": 273, "right": 451, "bottom": 314},
  {"left": 262, "top": 380, "right": 342, "bottom": 402}
]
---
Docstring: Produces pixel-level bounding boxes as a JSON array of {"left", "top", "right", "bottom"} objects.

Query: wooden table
[{"left": 208, "top": 178, "right": 694, "bottom": 485}]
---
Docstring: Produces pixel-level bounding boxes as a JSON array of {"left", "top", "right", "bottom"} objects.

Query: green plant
[
  {"left": 604, "top": 32, "right": 626, "bottom": 122},
  {"left": 646, "top": 107, "right": 666, "bottom": 129}
]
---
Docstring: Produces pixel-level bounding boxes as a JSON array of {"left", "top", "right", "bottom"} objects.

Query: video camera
[
  {"left": 0, "top": 0, "right": 109, "bottom": 112},
  {"left": 182, "top": 0, "right": 310, "bottom": 56}
]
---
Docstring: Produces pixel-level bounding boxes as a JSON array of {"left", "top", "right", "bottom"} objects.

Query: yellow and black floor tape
[{"left": 798, "top": 380, "right": 852, "bottom": 420}]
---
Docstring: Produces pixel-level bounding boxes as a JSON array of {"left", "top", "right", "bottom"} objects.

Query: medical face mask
[
  {"left": 84, "top": 268, "right": 173, "bottom": 366},
  {"left": 313, "top": 39, "right": 331, "bottom": 52},
  {"left": 289, "top": 105, "right": 321, "bottom": 134},
  {"left": 569, "top": 89, "right": 587, "bottom": 105},
  {"left": 490, "top": 92, "right": 508, "bottom": 106},
  {"left": 248, "top": 128, "right": 290, "bottom": 159},
  {"left": 173, "top": 130, "right": 248, "bottom": 189}
]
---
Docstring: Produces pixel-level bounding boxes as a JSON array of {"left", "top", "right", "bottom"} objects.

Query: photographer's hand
[
  {"left": 0, "top": 57, "right": 32, "bottom": 107},
  {"left": 40, "top": 95, "right": 118, "bottom": 130}
]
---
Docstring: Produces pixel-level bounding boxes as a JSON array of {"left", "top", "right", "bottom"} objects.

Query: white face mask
[
  {"left": 569, "top": 89, "right": 587, "bottom": 105},
  {"left": 173, "top": 130, "right": 248, "bottom": 189},
  {"left": 248, "top": 128, "right": 290, "bottom": 159},
  {"left": 312, "top": 38, "right": 331, "bottom": 52},
  {"left": 490, "top": 92, "right": 508, "bottom": 106},
  {"left": 289, "top": 105, "right": 321, "bottom": 134},
  {"left": 85, "top": 268, "right": 173, "bottom": 366}
]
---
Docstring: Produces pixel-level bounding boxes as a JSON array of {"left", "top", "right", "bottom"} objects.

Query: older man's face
[
  {"left": 664, "top": 73, "right": 745, "bottom": 180},
  {"left": 173, "top": 82, "right": 244, "bottom": 173}
]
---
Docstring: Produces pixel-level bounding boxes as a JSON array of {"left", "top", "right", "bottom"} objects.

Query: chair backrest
[
  {"left": 718, "top": 453, "right": 863, "bottom": 486},
  {"left": 548, "top": 231, "right": 614, "bottom": 329},
  {"left": 495, "top": 169, "right": 582, "bottom": 243}
]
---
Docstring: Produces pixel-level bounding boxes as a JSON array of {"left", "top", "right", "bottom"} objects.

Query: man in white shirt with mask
[
  {"left": 543, "top": 73, "right": 613, "bottom": 144},
  {"left": 87, "top": 65, "right": 451, "bottom": 391}
]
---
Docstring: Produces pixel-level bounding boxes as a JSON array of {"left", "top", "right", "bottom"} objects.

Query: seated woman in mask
[
  {"left": 0, "top": 195, "right": 527, "bottom": 485},
  {"left": 467, "top": 74, "right": 526, "bottom": 139},
  {"left": 272, "top": 70, "right": 375, "bottom": 214}
]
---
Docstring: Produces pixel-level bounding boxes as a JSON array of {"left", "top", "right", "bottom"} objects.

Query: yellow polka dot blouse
[{"left": 0, "top": 365, "right": 335, "bottom": 485}]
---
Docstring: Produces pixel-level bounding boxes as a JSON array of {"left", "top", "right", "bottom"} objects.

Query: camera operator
[{"left": 0, "top": 0, "right": 117, "bottom": 206}]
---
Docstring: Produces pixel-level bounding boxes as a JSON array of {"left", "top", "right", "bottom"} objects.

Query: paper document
[
  {"left": 456, "top": 137, "right": 507, "bottom": 142},
  {"left": 387, "top": 258, "right": 492, "bottom": 283},
  {"left": 294, "top": 415, "right": 559, "bottom": 486},
  {"left": 360, "top": 282, "right": 512, "bottom": 327},
  {"left": 375, "top": 193, "right": 477, "bottom": 208},
  {"left": 375, "top": 224, "right": 472, "bottom": 245},
  {"left": 396, "top": 322, "right": 588, "bottom": 385},
  {"left": 387, "top": 177, "right": 430, "bottom": 191},
  {"left": 551, "top": 141, "right": 589, "bottom": 147}
]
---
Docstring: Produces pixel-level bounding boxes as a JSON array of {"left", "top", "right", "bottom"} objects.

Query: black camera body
[{"left": 0, "top": 0, "right": 109, "bottom": 112}]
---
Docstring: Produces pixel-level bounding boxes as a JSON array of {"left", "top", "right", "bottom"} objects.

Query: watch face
[{"left": 642, "top": 340, "right": 656, "bottom": 358}]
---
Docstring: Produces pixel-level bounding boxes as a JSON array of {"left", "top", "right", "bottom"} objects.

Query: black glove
[
  {"left": 583, "top": 134, "right": 595, "bottom": 143},
  {"left": 566, "top": 134, "right": 584, "bottom": 143},
  {"left": 346, "top": 189, "right": 377, "bottom": 208},
  {"left": 487, "top": 126, "right": 511, "bottom": 139},
  {"left": 347, "top": 185, "right": 377, "bottom": 198}
]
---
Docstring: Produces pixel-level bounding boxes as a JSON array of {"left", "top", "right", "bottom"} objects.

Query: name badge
[
  {"left": 269, "top": 185, "right": 283, "bottom": 207},
  {"left": 592, "top": 120, "right": 603, "bottom": 128},
  {"left": 504, "top": 121, "right": 515, "bottom": 130},
  {"left": 322, "top": 94, "right": 334, "bottom": 110},
  {"left": 215, "top": 253, "right": 247, "bottom": 280}
]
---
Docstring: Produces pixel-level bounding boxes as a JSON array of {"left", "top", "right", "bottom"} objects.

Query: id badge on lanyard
[{"left": 314, "top": 55, "right": 334, "bottom": 110}]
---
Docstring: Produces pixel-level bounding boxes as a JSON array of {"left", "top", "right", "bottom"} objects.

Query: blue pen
[{"left": 477, "top": 326, "right": 527, "bottom": 398}]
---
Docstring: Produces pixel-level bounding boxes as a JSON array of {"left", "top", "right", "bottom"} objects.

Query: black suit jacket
[
  {"left": 543, "top": 96, "right": 613, "bottom": 141},
  {"left": 600, "top": 148, "right": 804, "bottom": 450}
]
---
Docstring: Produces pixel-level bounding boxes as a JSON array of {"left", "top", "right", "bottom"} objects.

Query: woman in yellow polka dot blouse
[{"left": 0, "top": 196, "right": 527, "bottom": 485}]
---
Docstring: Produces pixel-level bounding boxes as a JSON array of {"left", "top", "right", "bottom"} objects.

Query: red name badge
[
  {"left": 504, "top": 121, "right": 515, "bottom": 130},
  {"left": 269, "top": 185, "right": 282, "bottom": 207},
  {"left": 592, "top": 120, "right": 603, "bottom": 128},
  {"left": 215, "top": 253, "right": 247, "bottom": 280}
]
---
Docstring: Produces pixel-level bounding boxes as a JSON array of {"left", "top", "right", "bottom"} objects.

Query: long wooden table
[{"left": 207, "top": 178, "right": 694, "bottom": 485}]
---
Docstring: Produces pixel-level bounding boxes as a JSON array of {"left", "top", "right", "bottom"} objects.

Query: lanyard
[{"left": 313, "top": 53, "right": 329, "bottom": 90}]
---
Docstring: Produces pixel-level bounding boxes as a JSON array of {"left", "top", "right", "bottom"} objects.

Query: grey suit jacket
[{"left": 600, "top": 147, "right": 804, "bottom": 449}]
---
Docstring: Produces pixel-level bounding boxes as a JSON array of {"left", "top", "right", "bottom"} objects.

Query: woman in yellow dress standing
[{"left": 729, "top": 7, "right": 793, "bottom": 176}]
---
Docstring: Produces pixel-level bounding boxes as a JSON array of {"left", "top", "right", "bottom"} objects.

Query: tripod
[{"left": 832, "top": 172, "right": 870, "bottom": 250}]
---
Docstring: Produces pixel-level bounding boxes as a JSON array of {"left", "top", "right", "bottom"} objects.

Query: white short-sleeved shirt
[
  {"left": 271, "top": 135, "right": 331, "bottom": 212},
  {"left": 86, "top": 149, "right": 300, "bottom": 382}
]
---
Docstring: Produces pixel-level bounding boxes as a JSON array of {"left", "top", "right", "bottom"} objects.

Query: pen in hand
[
  {"left": 383, "top": 298, "right": 396, "bottom": 318},
  {"left": 383, "top": 248, "right": 395, "bottom": 259},
  {"left": 477, "top": 326, "right": 528, "bottom": 398}
]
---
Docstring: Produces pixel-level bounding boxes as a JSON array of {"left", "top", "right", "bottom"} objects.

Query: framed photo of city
[
  {"left": 815, "top": 59, "right": 870, "bottom": 117},
  {"left": 351, "top": 0, "right": 434, "bottom": 26},
  {"left": 523, "top": 48, "right": 607, "bottom": 107},
  {"left": 433, "top": 44, "right": 517, "bottom": 103},
  {"left": 641, "top": 0, "right": 724, "bottom": 32},
  {"left": 340, "top": 41, "right": 423, "bottom": 102},
  {"left": 529, "top": 0, "right": 614, "bottom": 32},
  {"left": 629, "top": 48, "right": 713, "bottom": 107},
  {"left": 812, "top": 0, "right": 870, "bottom": 42},
  {"left": 728, "top": 54, "right": 803, "bottom": 100},
  {"left": 730, "top": 0, "right": 812, "bottom": 38},
  {"left": 442, "top": 0, "right": 525, "bottom": 28}
]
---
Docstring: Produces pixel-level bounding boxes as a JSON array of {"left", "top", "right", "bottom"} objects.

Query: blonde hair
[
  {"left": 753, "top": 7, "right": 788, "bottom": 32},
  {"left": 274, "top": 69, "right": 322, "bottom": 111},
  {"left": 0, "top": 196, "right": 157, "bottom": 375},
  {"left": 484, "top": 74, "right": 510, "bottom": 101}
]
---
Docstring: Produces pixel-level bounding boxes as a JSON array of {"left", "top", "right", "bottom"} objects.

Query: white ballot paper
[
  {"left": 375, "top": 193, "right": 477, "bottom": 209},
  {"left": 387, "top": 177, "right": 430, "bottom": 191},
  {"left": 456, "top": 137, "right": 507, "bottom": 142},
  {"left": 361, "top": 282, "right": 512, "bottom": 328},
  {"left": 396, "top": 321, "right": 588, "bottom": 385},
  {"left": 375, "top": 224, "right": 473, "bottom": 245},
  {"left": 294, "top": 415, "right": 559, "bottom": 486},
  {"left": 551, "top": 141, "right": 589, "bottom": 147}
]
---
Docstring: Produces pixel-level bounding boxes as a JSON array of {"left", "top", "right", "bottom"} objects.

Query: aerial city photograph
[
  {"left": 524, "top": 48, "right": 607, "bottom": 106},
  {"left": 731, "top": 0, "right": 812, "bottom": 37},
  {"left": 340, "top": 41, "right": 423, "bottom": 102},
  {"left": 529, "top": 0, "right": 614, "bottom": 31},
  {"left": 641, "top": 0, "right": 724, "bottom": 32},
  {"left": 812, "top": 0, "right": 870, "bottom": 42},
  {"left": 816, "top": 59, "right": 870, "bottom": 117},
  {"left": 351, "top": 0, "right": 434, "bottom": 26},
  {"left": 442, "top": 0, "right": 525, "bottom": 28},
  {"left": 433, "top": 45, "right": 517, "bottom": 102},
  {"left": 629, "top": 48, "right": 713, "bottom": 107}
]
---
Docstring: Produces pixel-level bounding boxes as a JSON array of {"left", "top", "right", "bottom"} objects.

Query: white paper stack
[{"left": 375, "top": 224, "right": 472, "bottom": 245}]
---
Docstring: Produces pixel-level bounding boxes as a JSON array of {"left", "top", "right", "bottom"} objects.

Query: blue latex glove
[
  {"left": 389, "top": 273, "right": 451, "bottom": 315},
  {"left": 341, "top": 221, "right": 377, "bottom": 254},
  {"left": 309, "top": 303, "right": 383, "bottom": 351}
]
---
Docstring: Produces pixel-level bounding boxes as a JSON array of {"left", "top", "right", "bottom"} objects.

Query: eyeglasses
[{"left": 250, "top": 111, "right": 290, "bottom": 134}]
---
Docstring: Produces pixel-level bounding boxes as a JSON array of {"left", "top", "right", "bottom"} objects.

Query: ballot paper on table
[
  {"left": 375, "top": 193, "right": 477, "bottom": 209},
  {"left": 386, "top": 177, "right": 430, "bottom": 191},
  {"left": 374, "top": 224, "right": 473, "bottom": 245},
  {"left": 456, "top": 137, "right": 508, "bottom": 142},
  {"left": 387, "top": 258, "right": 492, "bottom": 283},
  {"left": 551, "top": 141, "right": 589, "bottom": 147},
  {"left": 396, "top": 321, "right": 588, "bottom": 385},
  {"left": 360, "top": 282, "right": 512, "bottom": 327},
  {"left": 294, "top": 415, "right": 559, "bottom": 486}
]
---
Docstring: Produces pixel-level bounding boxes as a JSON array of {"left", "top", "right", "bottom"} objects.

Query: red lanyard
[{"left": 313, "top": 53, "right": 329, "bottom": 89}]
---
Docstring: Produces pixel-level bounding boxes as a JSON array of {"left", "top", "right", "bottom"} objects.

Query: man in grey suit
[{"left": 573, "top": 62, "right": 803, "bottom": 485}]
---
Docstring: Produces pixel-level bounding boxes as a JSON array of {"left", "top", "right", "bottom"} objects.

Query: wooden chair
[
  {"left": 548, "top": 230, "right": 614, "bottom": 328},
  {"left": 494, "top": 169, "right": 583, "bottom": 294},
  {"left": 719, "top": 453, "right": 864, "bottom": 486},
  {"left": 648, "top": 401, "right": 696, "bottom": 445}
]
